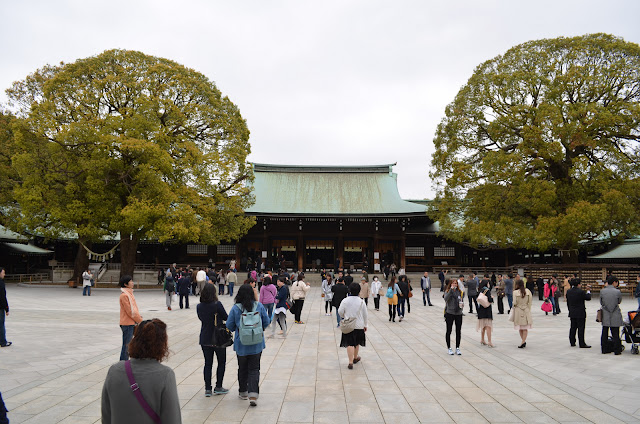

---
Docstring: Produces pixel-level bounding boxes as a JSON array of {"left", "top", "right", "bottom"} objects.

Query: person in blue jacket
[{"left": 226, "top": 284, "right": 270, "bottom": 407}]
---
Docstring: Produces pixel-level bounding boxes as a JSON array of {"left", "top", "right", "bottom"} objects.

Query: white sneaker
[
  {"left": 456, "top": 348, "right": 462, "bottom": 355},
  {"left": 325, "top": 313, "right": 331, "bottom": 316},
  {"left": 448, "top": 348, "right": 454, "bottom": 355}
]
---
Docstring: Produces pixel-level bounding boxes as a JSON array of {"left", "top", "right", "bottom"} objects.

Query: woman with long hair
[
  {"left": 386, "top": 277, "right": 400, "bottom": 322},
  {"left": 322, "top": 275, "right": 334, "bottom": 315},
  {"left": 444, "top": 278, "right": 464, "bottom": 355},
  {"left": 259, "top": 276, "right": 277, "bottom": 320},
  {"left": 197, "top": 284, "right": 229, "bottom": 396},
  {"left": 101, "top": 319, "right": 181, "bottom": 423},
  {"left": 513, "top": 279, "right": 533, "bottom": 348},
  {"left": 226, "top": 284, "right": 271, "bottom": 406},
  {"left": 544, "top": 277, "right": 558, "bottom": 316},
  {"left": 476, "top": 285, "right": 494, "bottom": 347}
]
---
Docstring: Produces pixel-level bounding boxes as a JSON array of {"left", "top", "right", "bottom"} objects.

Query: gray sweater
[
  {"left": 101, "top": 359, "right": 181, "bottom": 424},
  {"left": 444, "top": 289, "right": 463, "bottom": 315}
]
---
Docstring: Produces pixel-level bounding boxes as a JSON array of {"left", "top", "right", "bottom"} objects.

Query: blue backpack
[
  {"left": 237, "top": 302, "right": 264, "bottom": 345},
  {"left": 386, "top": 287, "right": 394, "bottom": 298}
]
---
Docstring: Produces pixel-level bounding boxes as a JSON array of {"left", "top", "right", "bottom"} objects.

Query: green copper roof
[
  {"left": 245, "top": 163, "right": 428, "bottom": 216},
  {"left": 589, "top": 238, "right": 640, "bottom": 260}
]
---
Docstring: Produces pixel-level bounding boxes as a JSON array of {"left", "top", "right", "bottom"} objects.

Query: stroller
[{"left": 622, "top": 310, "right": 640, "bottom": 355}]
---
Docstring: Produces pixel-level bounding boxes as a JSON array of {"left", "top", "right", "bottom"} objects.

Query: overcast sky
[{"left": 1, "top": 0, "right": 639, "bottom": 199}]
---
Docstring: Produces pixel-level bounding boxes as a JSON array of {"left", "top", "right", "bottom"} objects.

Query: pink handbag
[{"left": 541, "top": 300, "right": 552, "bottom": 313}]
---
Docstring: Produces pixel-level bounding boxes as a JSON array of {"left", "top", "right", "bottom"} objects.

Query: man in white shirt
[{"left": 195, "top": 268, "right": 207, "bottom": 296}]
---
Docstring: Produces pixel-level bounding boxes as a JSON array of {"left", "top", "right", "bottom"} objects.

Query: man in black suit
[{"left": 566, "top": 277, "right": 591, "bottom": 348}]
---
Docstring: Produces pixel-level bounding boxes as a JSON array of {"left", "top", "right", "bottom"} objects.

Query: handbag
[
  {"left": 171, "top": 293, "right": 178, "bottom": 303},
  {"left": 378, "top": 287, "right": 385, "bottom": 296},
  {"left": 541, "top": 300, "right": 552, "bottom": 313},
  {"left": 340, "top": 317, "right": 357, "bottom": 334},
  {"left": 125, "top": 360, "right": 161, "bottom": 423},
  {"left": 210, "top": 303, "right": 233, "bottom": 348},
  {"left": 508, "top": 308, "right": 515, "bottom": 322},
  {"left": 477, "top": 292, "right": 490, "bottom": 308},
  {"left": 596, "top": 308, "right": 603, "bottom": 323},
  {"left": 408, "top": 291, "right": 413, "bottom": 298}
]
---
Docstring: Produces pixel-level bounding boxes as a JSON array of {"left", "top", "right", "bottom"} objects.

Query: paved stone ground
[{"left": 1, "top": 277, "right": 639, "bottom": 423}]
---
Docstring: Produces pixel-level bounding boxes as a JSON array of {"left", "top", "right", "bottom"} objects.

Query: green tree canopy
[
  {"left": 430, "top": 33, "right": 640, "bottom": 253},
  {"left": 5, "top": 49, "right": 255, "bottom": 276}
]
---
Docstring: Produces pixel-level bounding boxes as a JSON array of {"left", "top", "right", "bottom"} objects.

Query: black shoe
[
  {"left": 615, "top": 351, "right": 622, "bottom": 355},
  {"left": 428, "top": 304, "right": 433, "bottom": 306},
  {"left": 570, "top": 343, "right": 576, "bottom": 347},
  {"left": 1, "top": 342, "right": 12, "bottom": 347},
  {"left": 518, "top": 342, "right": 526, "bottom": 348},
  {"left": 579, "top": 345, "right": 591, "bottom": 349}
]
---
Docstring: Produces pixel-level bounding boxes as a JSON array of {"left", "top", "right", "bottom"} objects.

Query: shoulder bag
[
  {"left": 596, "top": 308, "right": 603, "bottom": 323},
  {"left": 477, "top": 292, "right": 490, "bottom": 308},
  {"left": 340, "top": 299, "right": 363, "bottom": 334},
  {"left": 210, "top": 302, "right": 234, "bottom": 348},
  {"left": 124, "top": 360, "right": 161, "bottom": 424}
]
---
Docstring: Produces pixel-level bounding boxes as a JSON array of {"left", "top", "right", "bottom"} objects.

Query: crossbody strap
[{"left": 124, "top": 360, "right": 161, "bottom": 424}]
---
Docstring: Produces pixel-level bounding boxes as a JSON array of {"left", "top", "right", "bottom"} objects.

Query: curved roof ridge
[{"left": 251, "top": 163, "right": 396, "bottom": 173}]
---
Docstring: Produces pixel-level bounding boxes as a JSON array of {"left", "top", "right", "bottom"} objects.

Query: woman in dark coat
[
  {"left": 476, "top": 285, "right": 494, "bottom": 347},
  {"left": 197, "top": 284, "right": 229, "bottom": 396}
]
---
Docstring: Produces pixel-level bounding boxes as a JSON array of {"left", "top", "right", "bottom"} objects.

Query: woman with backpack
[
  {"left": 386, "top": 277, "right": 400, "bottom": 322},
  {"left": 197, "top": 284, "right": 229, "bottom": 397},
  {"left": 226, "top": 284, "right": 271, "bottom": 407}
]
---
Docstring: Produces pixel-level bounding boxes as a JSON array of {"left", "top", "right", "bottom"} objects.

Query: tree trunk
[
  {"left": 72, "top": 240, "right": 91, "bottom": 286},
  {"left": 120, "top": 235, "right": 139, "bottom": 279}
]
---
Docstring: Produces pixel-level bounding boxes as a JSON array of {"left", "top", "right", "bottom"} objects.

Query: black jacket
[
  {"left": 0, "top": 278, "right": 8, "bottom": 312},
  {"left": 331, "top": 283, "right": 349, "bottom": 307},
  {"left": 397, "top": 280, "right": 409, "bottom": 297},
  {"left": 177, "top": 276, "right": 191, "bottom": 295},
  {"left": 197, "top": 301, "right": 228, "bottom": 346},
  {"left": 477, "top": 292, "right": 493, "bottom": 320},
  {"left": 566, "top": 286, "right": 591, "bottom": 319}
]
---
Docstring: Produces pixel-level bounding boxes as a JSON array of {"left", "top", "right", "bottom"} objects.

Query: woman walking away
[
  {"left": 339, "top": 283, "right": 368, "bottom": 369},
  {"left": 386, "top": 277, "right": 400, "bottom": 322},
  {"left": 271, "top": 277, "right": 289, "bottom": 338},
  {"left": 397, "top": 275, "right": 408, "bottom": 321},
  {"left": 290, "top": 273, "right": 311, "bottom": 324},
  {"left": 444, "top": 279, "right": 464, "bottom": 355},
  {"left": 164, "top": 271, "right": 176, "bottom": 311},
  {"left": 322, "top": 275, "right": 334, "bottom": 315},
  {"left": 259, "top": 276, "right": 277, "bottom": 321},
  {"left": 226, "top": 284, "right": 271, "bottom": 407},
  {"left": 513, "top": 279, "right": 533, "bottom": 348},
  {"left": 370, "top": 276, "right": 382, "bottom": 311},
  {"left": 476, "top": 285, "right": 494, "bottom": 347},
  {"left": 102, "top": 319, "right": 181, "bottom": 423},
  {"left": 197, "top": 284, "right": 230, "bottom": 397}
]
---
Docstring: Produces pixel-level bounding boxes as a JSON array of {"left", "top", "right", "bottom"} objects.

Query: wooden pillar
[
  {"left": 297, "top": 233, "right": 304, "bottom": 272},
  {"left": 400, "top": 235, "right": 406, "bottom": 269},
  {"left": 337, "top": 233, "right": 344, "bottom": 270}
]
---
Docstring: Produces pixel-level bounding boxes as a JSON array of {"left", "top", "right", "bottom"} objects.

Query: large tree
[
  {"left": 430, "top": 33, "right": 640, "bottom": 258},
  {"left": 6, "top": 49, "right": 255, "bottom": 277}
]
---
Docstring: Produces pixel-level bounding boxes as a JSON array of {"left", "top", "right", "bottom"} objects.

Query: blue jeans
[
  {"left": 423, "top": 289, "right": 431, "bottom": 305},
  {"left": 0, "top": 390, "right": 8, "bottom": 424},
  {"left": 202, "top": 346, "right": 226, "bottom": 390},
  {"left": 506, "top": 293, "right": 513, "bottom": 310},
  {"left": 336, "top": 311, "right": 342, "bottom": 326},
  {"left": 398, "top": 296, "right": 406, "bottom": 317},
  {"left": 120, "top": 325, "right": 135, "bottom": 360},
  {"left": 229, "top": 282, "right": 235, "bottom": 297},
  {"left": 263, "top": 303, "right": 274, "bottom": 319},
  {"left": 82, "top": 286, "right": 91, "bottom": 296},
  {"left": 0, "top": 311, "right": 6, "bottom": 346}
]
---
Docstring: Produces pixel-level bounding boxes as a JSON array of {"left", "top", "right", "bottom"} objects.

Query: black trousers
[
  {"left": 237, "top": 352, "right": 261, "bottom": 397},
  {"left": 537, "top": 285, "right": 545, "bottom": 301},
  {"left": 388, "top": 304, "right": 396, "bottom": 320},
  {"left": 373, "top": 295, "right": 380, "bottom": 310},
  {"left": 445, "top": 313, "right": 463, "bottom": 349},
  {"left": 324, "top": 301, "right": 333, "bottom": 313},
  {"left": 179, "top": 294, "right": 189, "bottom": 309},
  {"left": 202, "top": 345, "right": 226, "bottom": 390},
  {"left": 423, "top": 289, "right": 431, "bottom": 305},
  {"left": 0, "top": 390, "right": 7, "bottom": 424},
  {"left": 497, "top": 295, "right": 504, "bottom": 314},
  {"left": 569, "top": 317, "right": 586, "bottom": 347},
  {"left": 293, "top": 299, "right": 305, "bottom": 322},
  {"left": 601, "top": 326, "right": 621, "bottom": 354},
  {"left": 468, "top": 294, "right": 478, "bottom": 313}
]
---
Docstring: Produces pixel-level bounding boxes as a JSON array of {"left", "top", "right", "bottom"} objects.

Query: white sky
[{"left": 1, "top": 0, "right": 639, "bottom": 199}]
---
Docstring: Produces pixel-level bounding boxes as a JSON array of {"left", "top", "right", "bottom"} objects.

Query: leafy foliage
[
  {"left": 430, "top": 34, "right": 640, "bottom": 251},
  {"left": 5, "top": 49, "right": 255, "bottom": 261}
]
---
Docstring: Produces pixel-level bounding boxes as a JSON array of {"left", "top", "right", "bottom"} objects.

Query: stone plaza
[{"left": 1, "top": 276, "right": 639, "bottom": 423}]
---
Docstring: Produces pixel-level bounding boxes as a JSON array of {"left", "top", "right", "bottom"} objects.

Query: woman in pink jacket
[{"left": 543, "top": 279, "right": 558, "bottom": 316}]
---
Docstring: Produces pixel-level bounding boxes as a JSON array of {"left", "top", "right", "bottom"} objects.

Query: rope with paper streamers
[{"left": 80, "top": 241, "right": 121, "bottom": 262}]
